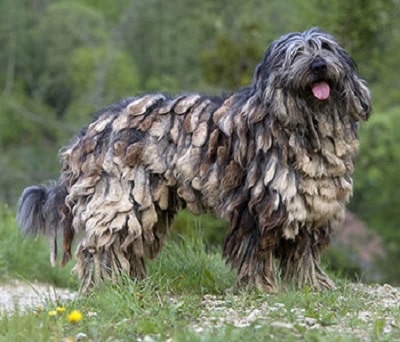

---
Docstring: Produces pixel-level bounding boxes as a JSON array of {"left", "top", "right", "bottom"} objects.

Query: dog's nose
[{"left": 311, "top": 58, "right": 327, "bottom": 74}]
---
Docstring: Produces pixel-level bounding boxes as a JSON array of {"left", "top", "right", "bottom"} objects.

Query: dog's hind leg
[
  {"left": 73, "top": 205, "right": 175, "bottom": 291},
  {"left": 61, "top": 210, "right": 74, "bottom": 266},
  {"left": 74, "top": 225, "right": 150, "bottom": 292}
]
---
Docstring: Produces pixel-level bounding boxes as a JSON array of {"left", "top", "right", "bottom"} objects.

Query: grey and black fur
[{"left": 17, "top": 28, "right": 371, "bottom": 292}]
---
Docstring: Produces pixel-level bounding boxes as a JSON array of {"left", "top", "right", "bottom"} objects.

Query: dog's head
[{"left": 253, "top": 28, "right": 371, "bottom": 121}]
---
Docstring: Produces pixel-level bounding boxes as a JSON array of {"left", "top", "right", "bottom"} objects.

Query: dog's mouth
[{"left": 311, "top": 81, "right": 330, "bottom": 100}]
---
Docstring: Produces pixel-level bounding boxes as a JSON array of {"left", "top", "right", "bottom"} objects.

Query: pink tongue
[{"left": 312, "top": 82, "right": 330, "bottom": 100}]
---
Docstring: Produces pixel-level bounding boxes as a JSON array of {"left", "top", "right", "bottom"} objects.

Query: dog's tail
[{"left": 16, "top": 182, "right": 74, "bottom": 267}]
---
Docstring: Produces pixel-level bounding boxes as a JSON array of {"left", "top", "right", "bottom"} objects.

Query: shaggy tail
[{"left": 16, "top": 182, "right": 74, "bottom": 267}]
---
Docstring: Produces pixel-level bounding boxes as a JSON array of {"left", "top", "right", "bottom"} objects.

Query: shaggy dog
[{"left": 17, "top": 28, "right": 371, "bottom": 292}]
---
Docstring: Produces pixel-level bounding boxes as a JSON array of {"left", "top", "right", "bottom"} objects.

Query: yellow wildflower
[
  {"left": 56, "top": 306, "right": 66, "bottom": 313},
  {"left": 67, "top": 310, "right": 83, "bottom": 323},
  {"left": 48, "top": 310, "right": 57, "bottom": 317}
]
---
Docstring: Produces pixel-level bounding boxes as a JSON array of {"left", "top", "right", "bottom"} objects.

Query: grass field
[{"left": 1, "top": 204, "right": 400, "bottom": 341}]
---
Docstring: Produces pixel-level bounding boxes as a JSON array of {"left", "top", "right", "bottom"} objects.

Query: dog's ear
[
  {"left": 338, "top": 48, "right": 372, "bottom": 121},
  {"left": 252, "top": 44, "right": 275, "bottom": 92},
  {"left": 354, "top": 79, "right": 371, "bottom": 121},
  {"left": 253, "top": 32, "right": 296, "bottom": 86},
  {"left": 252, "top": 32, "right": 302, "bottom": 95},
  {"left": 343, "top": 73, "right": 371, "bottom": 121},
  {"left": 347, "top": 65, "right": 372, "bottom": 121}
]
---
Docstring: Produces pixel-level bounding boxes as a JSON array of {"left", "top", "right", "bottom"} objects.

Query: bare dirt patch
[{"left": 0, "top": 280, "right": 77, "bottom": 313}]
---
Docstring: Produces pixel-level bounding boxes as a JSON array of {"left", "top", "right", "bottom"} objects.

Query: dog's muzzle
[{"left": 310, "top": 57, "right": 330, "bottom": 100}]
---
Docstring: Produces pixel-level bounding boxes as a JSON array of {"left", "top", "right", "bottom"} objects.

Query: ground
[
  {"left": 0, "top": 279, "right": 77, "bottom": 313},
  {"left": 195, "top": 283, "right": 400, "bottom": 338},
  {"left": 1, "top": 280, "right": 400, "bottom": 341}
]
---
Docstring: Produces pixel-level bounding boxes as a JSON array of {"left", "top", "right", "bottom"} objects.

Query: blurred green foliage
[
  {"left": 350, "top": 107, "right": 400, "bottom": 283},
  {"left": 0, "top": 0, "right": 399, "bottom": 282}
]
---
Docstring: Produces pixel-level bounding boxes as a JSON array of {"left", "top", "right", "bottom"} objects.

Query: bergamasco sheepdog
[{"left": 17, "top": 28, "right": 371, "bottom": 292}]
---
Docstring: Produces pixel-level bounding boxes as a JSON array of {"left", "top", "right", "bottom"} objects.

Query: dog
[{"left": 17, "top": 28, "right": 371, "bottom": 292}]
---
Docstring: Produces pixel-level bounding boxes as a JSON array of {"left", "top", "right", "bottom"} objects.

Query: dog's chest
[{"left": 284, "top": 141, "right": 354, "bottom": 229}]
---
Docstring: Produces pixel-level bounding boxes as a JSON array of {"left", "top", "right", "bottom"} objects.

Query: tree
[
  {"left": 20, "top": 1, "right": 107, "bottom": 117},
  {"left": 200, "top": 24, "right": 262, "bottom": 89},
  {"left": 66, "top": 46, "right": 140, "bottom": 127}
]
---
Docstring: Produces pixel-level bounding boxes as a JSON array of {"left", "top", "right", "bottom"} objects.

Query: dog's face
[{"left": 254, "top": 28, "right": 371, "bottom": 121}]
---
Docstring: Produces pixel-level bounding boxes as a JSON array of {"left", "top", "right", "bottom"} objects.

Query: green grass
[
  {"left": 2, "top": 204, "right": 400, "bottom": 341},
  {"left": 3, "top": 277, "right": 400, "bottom": 341}
]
